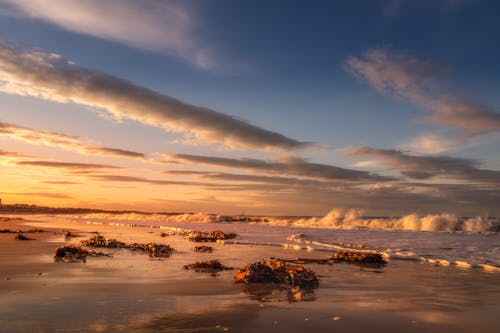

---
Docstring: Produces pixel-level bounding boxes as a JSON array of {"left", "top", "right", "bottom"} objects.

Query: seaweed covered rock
[
  {"left": 194, "top": 245, "right": 214, "bottom": 253},
  {"left": 149, "top": 243, "right": 174, "bottom": 258},
  {"left": 127, "top": 242, "right": 150, "bottom": 252},
  {"left": 127, "top": 242, "right": 174, "bottom": 258},
  {"left": 106, "top": 239, "right": 127, "bottom": 248},
  {"left": 54, "top": 245, "right": 89, "bottom": 262},
  {"left": 184, "top": 259, "right": 233, "bottom": 272},
  {"left": 80, "top": 235, "right": 107, "bottom": 247},
  {"left": 54, "top": 245, "right": 110, "bottom": 262},
  {"left": 234, "top": 259, "right": 319, "bottom": 290},
  {"left": 80, "top": 235, "right": 174, "bottom": 258},
  {"left": 331, "top": 250, "right": 387, "bottom": 265},
  {"left": 188, "top": 230, "right": 237, "bottom": 242},
  {"left": 210, "top": 230, "right": 237, "bottom": 240}
]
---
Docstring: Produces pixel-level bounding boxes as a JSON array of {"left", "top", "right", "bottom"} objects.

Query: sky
[{"left": 0, "top": 0, "right": 499, "bottom": 216}]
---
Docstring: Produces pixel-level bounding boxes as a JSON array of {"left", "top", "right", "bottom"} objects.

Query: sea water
[{"left": 30, "top": 208, "right": 500, "bottom": 272}]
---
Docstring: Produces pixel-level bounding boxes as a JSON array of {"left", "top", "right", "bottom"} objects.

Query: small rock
[
  {"left": 194, "top": 245, "right": 214, "bottom": 253},
  {"left": 184, "top": 260, "right": 233, "bottom": 272}
]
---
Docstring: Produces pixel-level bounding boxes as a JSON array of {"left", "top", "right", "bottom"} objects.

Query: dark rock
[
  {"left": 149, "top": 243, "right": 174, "bottom": 258},
  {"left": 54, "top": 245, "right": 89, "bottom": 262},
  {"left": 184, "top": 259, "right": 233, "bottom": 272},
  {"left": 80, "top": 235, "right": 107, "bottom": 247},
  {"left": 194, "top": 245, "right": 214, "bottom": 253},
  {"left": 106, "top": 239, "right": 127, "bottom": 248},
  {"left": 331, "top": 250, "right": 387, "bottom": 265}
]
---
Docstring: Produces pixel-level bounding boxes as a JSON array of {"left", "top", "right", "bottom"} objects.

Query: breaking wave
[
  {"left": 74, "top": 212, "right": 222, "bottom": 223},
  {"left": 268, "top": 208, "right": 498, "bottom": 233},
  {"left": 71, "top": 209, "right": 498, "bottom": 233}
]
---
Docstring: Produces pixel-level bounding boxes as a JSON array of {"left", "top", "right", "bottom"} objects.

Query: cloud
[
  {"left": 89, "top": 174, "right": 182, "bottom": 185},
  {"left": 1, "top": 0, "right": 217, "bottom": 70},
  {"left": 1, "top": 191, "right": 72, "bottom": 199},
  {"left": 42, "top": 181, "right": 81, "bottom": 185},
  {"left": 345, "top": 48, "right": 500, "bottom": 152},
  {"left": 166, "top": 153, "right": 392, "bottom": 182},
  {"left": 345, "top": 145, "right": 500, "bottom": 184},
  {"left": 16, "top": 160, "right": 119, "bottom": 170},
  {"left": 0, "top": 121, "right": 146, "bottom": 159},
  {"left": 400, "top": 132, "right": 464, "bottom": 154},
  {"left": 0, "top": 149, "right": 30, "bottom": 158},
  {"left": 164, "top": 170, "right": 328, "bottom": 187},
  {"left": 0, "top": 42, "right": 309, "bottom": 151}
]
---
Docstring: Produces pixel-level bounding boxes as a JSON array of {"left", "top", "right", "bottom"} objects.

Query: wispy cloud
[
  {"left": 0, "top": 42, "right": 309, "bottom": 151},
  {"left": 1, "top": 191, "right": 72, "bottom": 199},
  {"left": 89, "top": 174, "right": 192, "bottom": 186},
  {"left": 1, "top": 0, "right": 217, "bottom": 70},
  {"left": 0, "top": 121, "right": 145, "bottom": 159},
  {"left": 16, "top": 160, "right": 119, "bottom": 170},
  {"left": 164, "top": 170, "right": 328, "bottom": 187},
  {"left": 345, "top": 48, "right": 500, "bottom": 152},
  {"left": 166, "top": 153, "right": 392, "bottom": 182},
  {"left": 345, "top": 145, "right": 500, "bottom": 184},
  {"left": 42, "top": 181, "right": 81, "bottom": 185},
  {"left": 0, "top": 148, "right": 30, "bottom": 158}
]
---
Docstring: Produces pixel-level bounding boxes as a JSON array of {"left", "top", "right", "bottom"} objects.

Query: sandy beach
[{"left": 0, "top": 215, "right": 499, "bottom": 333}]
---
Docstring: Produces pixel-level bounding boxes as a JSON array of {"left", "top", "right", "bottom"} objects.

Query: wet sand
[{"left": 1, "top": 216, "right": 500, "bottom": 332}]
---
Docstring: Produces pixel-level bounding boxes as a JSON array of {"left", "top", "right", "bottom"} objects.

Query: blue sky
[{"left": 0, "top": 0, "right": 499, "bottom": 215}]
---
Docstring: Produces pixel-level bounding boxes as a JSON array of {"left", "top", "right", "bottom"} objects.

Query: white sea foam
[
  {"left": 266, "top": 208, "right": 498, "bottom": 233},
  {"left": 76, "top": 212, "right": 221, "bottom": 223}
]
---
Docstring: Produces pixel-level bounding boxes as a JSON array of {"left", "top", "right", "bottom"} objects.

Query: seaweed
[
  {"left": 184, "top": 259, "right": 233, "bottom": 273},
  {"left": 188, "top": 230, "right": 237, "bottom": 242},
  {"left": 234, "top": 258, "right": 319, "bottom": 290},
  {"left": 194, "top": 245, "right": 214, "bottom": 253}
]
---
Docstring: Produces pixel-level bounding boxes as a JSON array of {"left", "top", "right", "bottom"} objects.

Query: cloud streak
[
  {"left": 0, "top": 42, "right": 309, "bottom": 151},
  {"left": 164, "top": 170, "right": 328, "bottom": 187},
  {"left": 16, "top": 160, "right": 119, "bottom": 170},
  {"left": 345, "top": 48, "right": 500, "bottom": 152},
  {"left": 166, "top": 153, "right": 392, "bottom": 182},
  {"left": 1, "top": 0, "right": 216, "bottom": 70},
  {"left": 345, "top": 146, "right": 500, "bottom": 184},
  {"left": 0, "top": 121, "right": 145, "bottom": 159},
  {"left": 0, "top": 148, "right": 30, "bottom": 158},
  {"left": 1, "top": 191, "right": 72, "bottom": 199}
]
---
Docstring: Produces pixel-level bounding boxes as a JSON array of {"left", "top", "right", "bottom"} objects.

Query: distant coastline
[{"left": 0, "top": 203, "right": 184, "bottom": 216}]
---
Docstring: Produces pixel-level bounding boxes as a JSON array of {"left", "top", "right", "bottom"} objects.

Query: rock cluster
[
  {"left": 331, "top": 250, "right": 387, "bottom": 264},
  {"left": 234, "top": 258, "right": 319, "bottom": 290},
  {"left": 188, "top": 230, "right": 237, "bottom": 242},
  {"left": 80, "top": 235, "right": 174, "bottom": 258},
  {"left": 53, "top": 245, "right": 110, "bottom": 262}
]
